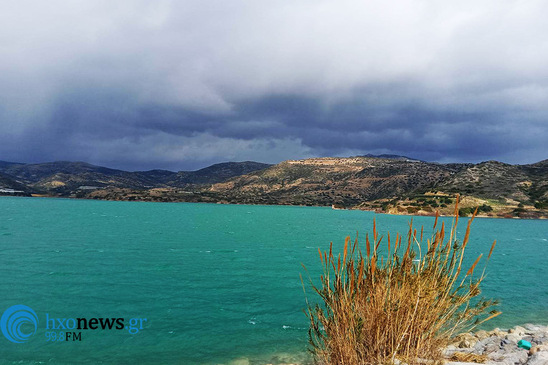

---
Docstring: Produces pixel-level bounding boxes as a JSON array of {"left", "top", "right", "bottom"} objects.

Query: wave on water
[
  {"left": 282, "top": 325, "right": 307, "bottom": 330},
  {"left": 226, "top": 351, "right": 312, "bottom": 365},
  {"left": 198, "top": 249, "right": 240, "bottom": 253}
]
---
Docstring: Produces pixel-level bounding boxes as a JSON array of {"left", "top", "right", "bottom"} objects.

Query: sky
[{"left": 1, "top": 0, "right": 547, "bottom": 171}]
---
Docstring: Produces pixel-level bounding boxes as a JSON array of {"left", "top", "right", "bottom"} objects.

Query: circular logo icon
[{"left": 1, "top": 305, "right": 39, "bottom": 343}]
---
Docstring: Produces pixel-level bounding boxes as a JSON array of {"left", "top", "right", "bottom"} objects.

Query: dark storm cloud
[{"left": 0, "top": 0, "right": 546, "bottom": 170}]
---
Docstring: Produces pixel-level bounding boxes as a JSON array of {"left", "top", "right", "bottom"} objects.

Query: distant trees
[
  {"left": 459, "top": 204, "right": 493, "bottom": 217},
  {"left": 534, "top": 200, "right": 548, "bottom": 209}
]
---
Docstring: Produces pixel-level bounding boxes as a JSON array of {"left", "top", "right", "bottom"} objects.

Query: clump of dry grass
[
  {"left": 449, "top": 352, "right": 487, "bottom": 363},
  {"left": 302, "top": 196, "right": 500, "bottom": 365}
]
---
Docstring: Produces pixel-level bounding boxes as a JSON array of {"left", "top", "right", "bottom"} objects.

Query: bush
[
  {"left": 458, "top": 207, "right": 474, "bottom": 217},
  {"left": 459, "top": 204, "right": 492, "bottom": 217},
  {"left": 534, "top": 200, "right": 548, "bottom": 209},
  {"left": 513, "top": 207, "right": 526, "bottom": 216},
  {"left": 303, "top": 197, "right": 499, "bottom": 365},
  {"left": 479, "top": 204, "right": 493, "bottom": 213}
]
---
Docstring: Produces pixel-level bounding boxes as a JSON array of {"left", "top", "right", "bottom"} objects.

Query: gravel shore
[
  {"left": 257, "top": 324, "right": 548, "bottom": 365},
  {"left": 445, "top": 324, "right": 548, "bottom": 365}
]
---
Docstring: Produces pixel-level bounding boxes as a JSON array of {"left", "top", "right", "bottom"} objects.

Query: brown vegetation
[{"left": 302, "top": 197, "right": 500, "bottom": 364}]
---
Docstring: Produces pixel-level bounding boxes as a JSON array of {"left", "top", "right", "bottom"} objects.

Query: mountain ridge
[
  {"left": 0, "top": 160, "right": 272, "bottom": 194},
  {"left": 0, "top": 156, "right": 546, "bottom": 218}
]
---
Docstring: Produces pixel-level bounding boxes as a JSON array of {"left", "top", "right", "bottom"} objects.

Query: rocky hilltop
[
  {"left": 207, "top": 156, "right": 547, "bottom": 218},
  {"left": 0, "top": 156, "right": 546, "bottom": 218},
  {"left": 210, "top": 157, "right": 461, "bottom": 206}
]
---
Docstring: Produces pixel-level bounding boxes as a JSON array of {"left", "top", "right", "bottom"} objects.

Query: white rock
[
  {"left": 459, "top": 339, "right": 473, "bottom": 348},
  {"left": 488, "top": 349, "right": 528, "bottom": 364},
  {"left": 512, "top": 325, "right": 527, "bottom": 336},
  {"left": 528, "top": 351, "right": 548, "bottom": 365},
  {"left": 475, "top": 329, "right": 490, "bottom": 340},
  {"left": 443, "top": 344, "right": 458, "bottom": 356},
  {"left": 505, "top": 333, "right": 521, "bottom": 343},
  {"left": 525, "top": 324, "right": 542, "bottom": 333},
  {"left": 483, "top": 342, "right": 500, "bottom": 354},
  {"left": 505, "top": 351, "right": 527, "bottom": 364},
  {"left": 491, "top": 328, "right": 507, "bottom": 338}
]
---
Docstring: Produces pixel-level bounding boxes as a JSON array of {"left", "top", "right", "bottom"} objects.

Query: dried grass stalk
[{"left": 303, "top": 195, "right": 500, "bottom": 365}]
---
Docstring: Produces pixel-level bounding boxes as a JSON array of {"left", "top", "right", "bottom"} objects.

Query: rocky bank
[{"left": 445, "top": 324, "right": 548, "bottom": 365}]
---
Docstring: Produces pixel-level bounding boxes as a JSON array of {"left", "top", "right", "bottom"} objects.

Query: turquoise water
[{"left": 0, "top": 197, "right": 546, "bottom": 364}]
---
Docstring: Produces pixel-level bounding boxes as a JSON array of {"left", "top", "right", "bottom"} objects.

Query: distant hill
[
  {"left": 0, "top": 160, "right": 271, "bottom": 196},
  {"left": 436, "top": 160, "right": 548, "bottom": 202},
  {"left": 0, "top": 161, "right": 165, "bottom": 194},
  {"left": 209, "top": 157, "right": 459, "bottom": 206},
  {"left": 0, "top": 171, "right": 30, "bottom": 195},
  {"left": 166, "top": 162, "right": 273, "bottom": 186},
  {"left": 0, "top": 160, "right": 25, "bottom": 170},
  {"left": 205, "top": 157, "right": 547, "bottom": 217},
  {"left": 0, "top": 161, "right": 123, "bottom": 183},
  {"left": 360, "top": 154, "right": 423, "bottom": 162},
  {"left": 0, "top": 157, "right": 546, "bottom": 218}
]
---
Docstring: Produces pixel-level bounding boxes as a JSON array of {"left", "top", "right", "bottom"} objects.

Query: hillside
[
  {"left": 0, "top": 161, "right": 165, "bottom": 194},
  {"left": 209, "top": 157, "right": 459, "bottom": 206},
  {"left": 165, "top": 162, "right": 272, "bottom": 186},
  {"left": 0, "top": 156, "right": 546, "bottom": 218},
  {"left": 0, "top": 172, "right": 30, "bottom": 195},
  {"left": 435, "top": 160, "right": 548, "bottom": 202},
  {"left": 205, "top": 157, "right": 547, "bottom": 217},
  {"left": 0, "top": 160, "right": 271, "bottom": 196}
]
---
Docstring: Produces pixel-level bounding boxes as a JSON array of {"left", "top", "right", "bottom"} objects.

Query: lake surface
[{"left": 0, "top": 197, "right": 546, "bottom": 364}]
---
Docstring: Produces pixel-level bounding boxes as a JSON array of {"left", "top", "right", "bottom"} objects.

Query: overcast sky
[{"left": 1, "top": 0, "right": 547, "bottom": 171}]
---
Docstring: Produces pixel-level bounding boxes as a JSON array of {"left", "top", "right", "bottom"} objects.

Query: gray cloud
[{"left": 0, "top": 0, "right": 546, "bottom": 170}]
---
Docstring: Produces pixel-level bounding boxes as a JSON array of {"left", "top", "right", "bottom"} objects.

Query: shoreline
[
  {"left": 444, "top": 324, "right": 548, "bottom": 365},
  {"left": 1, "top": 193, "right": 546, "bottom": 220},
  {"left": 349, "top": 207, "right": 548, "bottom": 220},
  {"left": 229, "top": 324, "right": 548, "bottom": 365}
]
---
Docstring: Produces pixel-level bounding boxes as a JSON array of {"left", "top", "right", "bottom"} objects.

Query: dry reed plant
[
  {"left": 302, "top": 195, "right": 500, "bottom": 365},
  {"left": 449, "top": 352, "right": 487, "bottom": 363}
]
